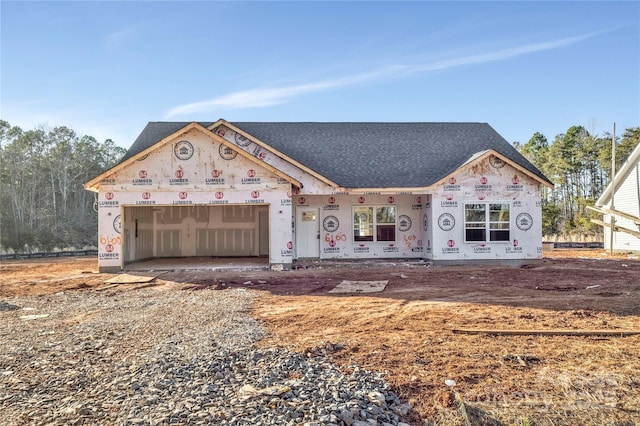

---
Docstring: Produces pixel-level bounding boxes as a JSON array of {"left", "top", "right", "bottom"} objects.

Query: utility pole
[{"left": 610, "top": 123, "right": 616, "bottom": 255}]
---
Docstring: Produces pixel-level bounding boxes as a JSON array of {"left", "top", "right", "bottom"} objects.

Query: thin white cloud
[
  {"left": 105, "top": 25, "right": 138, "bottom": 49},
  {"left": 165, "top": 67, "right": 403, "bottom": 117},
  {"left": 165, "top": 31, "right": 602, "bottom": 118},
  {"left": 407, "top": 32, "right": 601, "bottom": 73}
]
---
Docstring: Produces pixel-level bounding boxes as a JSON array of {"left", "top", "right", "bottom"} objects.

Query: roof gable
[
  {"left": 117, "top": 121, "right": 213, "bottom": 164},
  {"left": 431, "top": 149, "right": 553, "bottom": 189},
  {"left": 84, "top": 121, "right": 302, "bottom": 191}
]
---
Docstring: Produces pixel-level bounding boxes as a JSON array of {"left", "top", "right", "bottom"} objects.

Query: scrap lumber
[
  {"left": 587, "top": 205, "right": 640, "bottom": 225},
  {"left": 590, "top": 219, "right": 640, "bottom": 238}
]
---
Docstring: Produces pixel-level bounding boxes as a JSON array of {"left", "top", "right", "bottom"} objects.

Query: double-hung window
[
  {"left": 464, "top": 203, "right": 510, "bottom": 242},
  {"left": 353, "top": 206, "right": 396, "bottom": 242}
]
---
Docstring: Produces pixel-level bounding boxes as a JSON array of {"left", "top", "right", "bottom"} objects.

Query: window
[
  {"left": 464, "top": 203, "right": 510, "bottom": 242},
  {"left": 489, "top": 203, "right": 510, "bottom": 242},
  {"left": 353, "top": 206, "right": 396, "bottom": 242},
  {"left": 464, "top": 204, "right": 486, "bottom": 242}
]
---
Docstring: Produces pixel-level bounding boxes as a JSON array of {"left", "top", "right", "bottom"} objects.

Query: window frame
[
  {"left": 353, "top": 205, "right": 397, "bottom": 243},
  {"left": 463, "top": 202, "right": 510, "bottom": 243}
]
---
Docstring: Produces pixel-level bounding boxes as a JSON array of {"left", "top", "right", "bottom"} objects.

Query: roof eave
[{"left": 340, "top": 186, "right": 430, "bottom": 194}]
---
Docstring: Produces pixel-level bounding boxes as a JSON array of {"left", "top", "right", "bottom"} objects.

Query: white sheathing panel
[
  {"left": 96, "top": 128, "right": 293, "bottom": 270},
  {"left": 293, "top": 193, "right": 427, "bottom": 259},
  {"left": 431, "top": 156, "right": 543, "bottom": 261},
  {"left": 602, "top": 162, "right": 640, "bottom": 252},
  {"left": 211, "top": 124, "right": 335, "bottom": 194}
]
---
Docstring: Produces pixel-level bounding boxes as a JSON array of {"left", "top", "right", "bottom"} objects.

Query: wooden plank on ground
[
  {"left": 328, "top": 280, "right": 388, "bottom": 294},
  {"left": 104, "top": 273, "right": 164, "bottom": 284}
]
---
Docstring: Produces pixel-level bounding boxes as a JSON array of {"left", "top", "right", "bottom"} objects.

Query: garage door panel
[
  {"left": 136, "top": 230, "right": 153, "bottom": 259},
  {"left": 157, "top": 230, "right": 181, "bottom": 257},
  {"left": 196, "top": 228, "right": 255, "bottom": 256},
  {"left": 124, "top": 205, "right": 265, "bottom": 260}
]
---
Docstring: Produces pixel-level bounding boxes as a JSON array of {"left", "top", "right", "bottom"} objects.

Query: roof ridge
[{"left": 105, "top": 121, "right": 551, "bottom": 188}]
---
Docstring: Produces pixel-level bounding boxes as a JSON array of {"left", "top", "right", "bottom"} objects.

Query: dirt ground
[{"left": 1, "top": 250, "right": 639, "bottom": 425}]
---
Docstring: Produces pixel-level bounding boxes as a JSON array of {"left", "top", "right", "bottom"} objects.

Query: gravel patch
[{"left": 1, "top": 286, "right": 410, "bottom": 425}]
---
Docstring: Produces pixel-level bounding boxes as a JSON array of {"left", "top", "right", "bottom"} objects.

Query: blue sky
[{"left": 2, "top": 1, "right": 638, "bottom": 148}]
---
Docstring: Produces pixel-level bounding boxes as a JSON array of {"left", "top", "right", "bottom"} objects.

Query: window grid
[
  {"left": 353, "top": 206, "right": 396, "bottom": 243},
  {"left": 464, "top": 203, "right": 510, "bottom": 243}
]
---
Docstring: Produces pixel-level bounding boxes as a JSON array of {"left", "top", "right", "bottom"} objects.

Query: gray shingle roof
[{"left": 119, "top": 121, "right": 552, "bottom": 188}]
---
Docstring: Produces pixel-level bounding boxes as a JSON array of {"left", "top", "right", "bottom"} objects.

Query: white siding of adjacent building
[{"left": 602, "top": 161, "right": 640, "bottom": 252}]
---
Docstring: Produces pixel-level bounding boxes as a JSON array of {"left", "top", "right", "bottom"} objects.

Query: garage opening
[{"left": 122, "top": 204, "right": 269, "bottom": 266}]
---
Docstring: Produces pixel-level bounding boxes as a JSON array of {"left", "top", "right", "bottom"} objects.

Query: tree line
[
  {"left": 514, "top": 125, "right": 640, "bottom": 237},
  {"left": 1, "top": 120, "right": 638, "bottom": 252},
  {"left": 0, "top": 120, "right": 126, "bottom": 252}
]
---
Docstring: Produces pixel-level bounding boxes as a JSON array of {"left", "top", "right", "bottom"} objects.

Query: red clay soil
[{"left": 1, "top": 249, "right": 639, "bottom": 425}]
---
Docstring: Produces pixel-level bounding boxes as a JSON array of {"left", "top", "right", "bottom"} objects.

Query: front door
[{"left": 296, "top": 208, "right": 320, "bottom": 258}]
